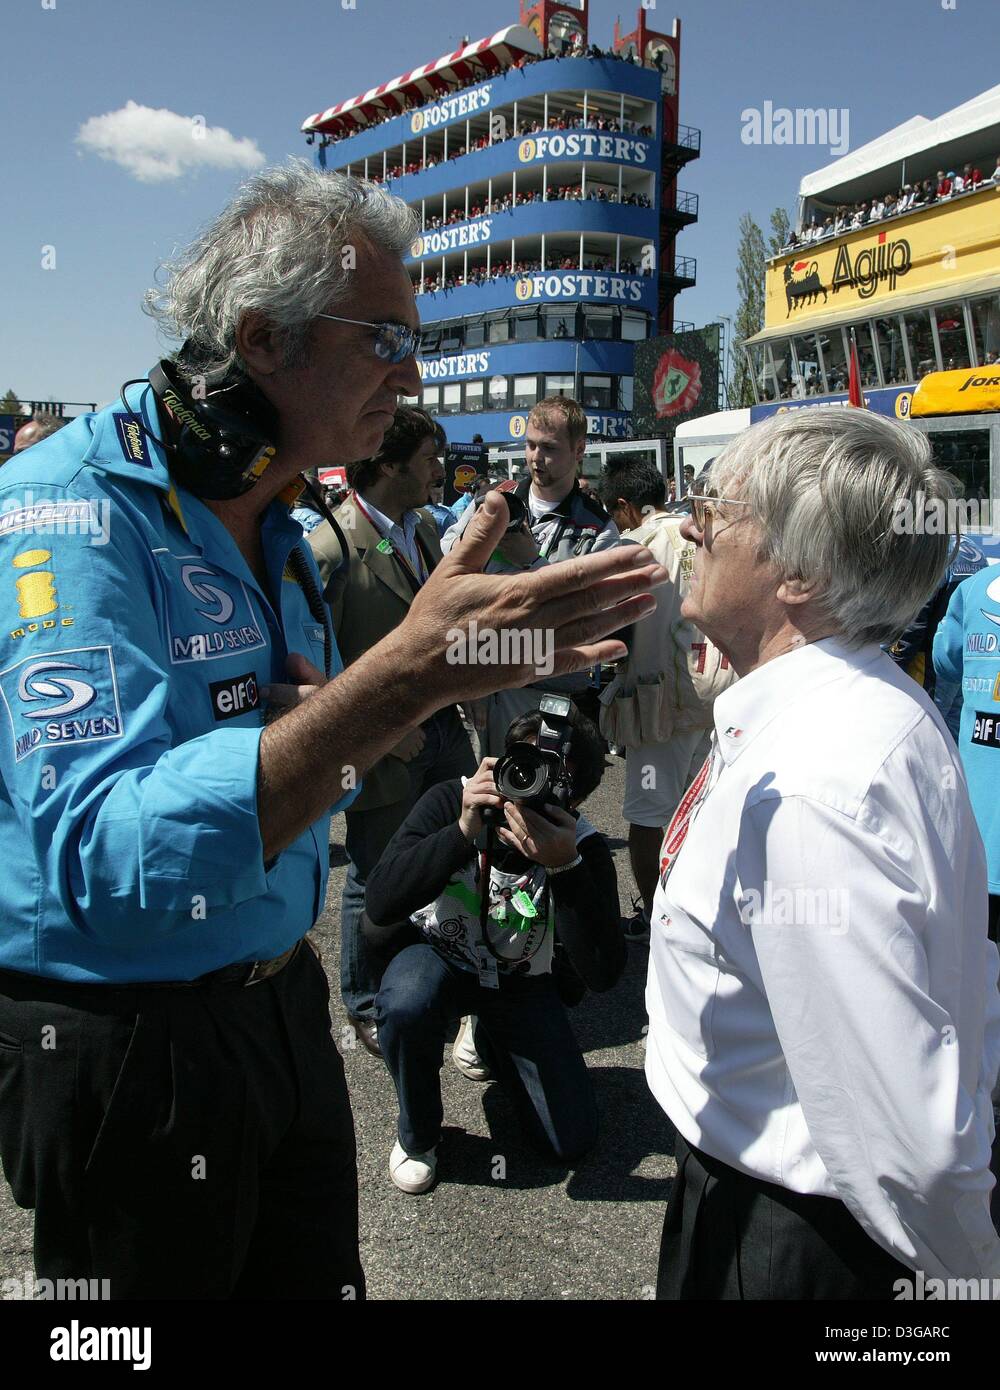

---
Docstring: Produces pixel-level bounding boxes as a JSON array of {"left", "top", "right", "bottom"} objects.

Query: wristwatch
[{"left": 546, "top": 854, "right": 582, "bottom": 876}]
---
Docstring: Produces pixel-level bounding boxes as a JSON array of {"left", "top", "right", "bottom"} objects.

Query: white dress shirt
[
  {"left": 355, "top": 493, "right": 428, "bottom": 583},
  {"left": 645, "top": 637, "right": 1000, "bottom": 1280}
]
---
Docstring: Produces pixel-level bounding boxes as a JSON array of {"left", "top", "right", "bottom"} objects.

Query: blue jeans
[
  {"left": 375, "top": 943, "right": 598, "bottom": 1161},
  {"left": 340, "top": 707, "right": 476, "bottom": 1020}
]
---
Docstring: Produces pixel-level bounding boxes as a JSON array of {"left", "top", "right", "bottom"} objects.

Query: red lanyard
[{"left": 352, "top": 492, "right": 428, "bottom": 587}]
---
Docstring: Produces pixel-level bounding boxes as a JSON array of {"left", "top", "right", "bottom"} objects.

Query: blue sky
[{"left": 2, "top": 0, "right": 997, "bottom": 408}]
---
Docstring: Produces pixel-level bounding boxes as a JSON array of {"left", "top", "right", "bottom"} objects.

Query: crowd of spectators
[
  {"left": 421, "top": 184, "right": 651, "bottom": 229},
  {"left": 763, "top": 342, "right": 1000, "bottom": 403},
  {"left": 781, "top": 158, "right": 1000, "bottom": 251},
  {"left": 418, "top": 253, "right": 652, "bottom": 294},
  {"left": 312, "top": 49, "right": 656, "bottom": 149},
  {"left": 364, "top": 110, "right": 655, "bottom": 187}
]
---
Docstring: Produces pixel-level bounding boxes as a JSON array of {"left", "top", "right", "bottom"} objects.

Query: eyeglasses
[
  {"left": 314, "top": 313, "right": 422, "bottom": 363},
  {"left": 687, "top": 491, "right": 752, "bottom": 530}
]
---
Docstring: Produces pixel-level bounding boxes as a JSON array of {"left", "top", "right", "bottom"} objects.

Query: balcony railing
[
  {"left": 670, "top": 255, "right": 697, "bottom": 281},
  {"left": 671, "top": 189, "right": 699, "bottom": 217},
  {"left": 665, "top": 123, "right": 701, "bottom": 154}
]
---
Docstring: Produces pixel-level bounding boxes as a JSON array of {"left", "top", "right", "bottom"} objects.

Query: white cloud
[{"left": 76, "top": 100, "right": 266, "bottom": 183}]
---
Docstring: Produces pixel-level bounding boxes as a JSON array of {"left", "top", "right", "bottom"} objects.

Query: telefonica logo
[
  {"left": 410, "top": 85, "right": 492, "bottom": 133},
  {"left": 518, "top": 131, "right": 650, "bottom": 165},
  {"left": 161, "top": 389, "right": 212, "bottom": 442}
]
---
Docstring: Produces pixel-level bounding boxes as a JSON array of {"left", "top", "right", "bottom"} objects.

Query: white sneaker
[
  {"left": 452, "top": 1014, "right": 492, "bottom": 1082},
  {"left": 389, "top": 1140, "right": 438, "bottom": 1194}
]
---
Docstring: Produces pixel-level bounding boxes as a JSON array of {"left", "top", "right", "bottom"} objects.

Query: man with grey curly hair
[
  {"left": 0, "top": 162, "right": 666, "bottom": 1300},
  {"left": 645, "top": 407, "right": 1000, "bottom": 1300}
]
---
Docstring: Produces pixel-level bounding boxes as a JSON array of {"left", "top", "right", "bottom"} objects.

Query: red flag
[{"left": 847, "top": 336, "right": 864, "bottom": 407}]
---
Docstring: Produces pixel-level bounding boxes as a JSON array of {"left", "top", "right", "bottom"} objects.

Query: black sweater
[{"left": 364, "top": 780, "right": 626, "bottom": 993}]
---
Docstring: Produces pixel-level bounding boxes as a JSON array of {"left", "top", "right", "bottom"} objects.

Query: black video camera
[
  {"left": 475, "top": 486, "right": 529, "bottom": 534},
  {"left": 493, "top": 695, "right": 574, "bottom": 811}
]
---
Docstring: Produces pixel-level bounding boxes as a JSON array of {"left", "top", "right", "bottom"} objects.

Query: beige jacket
[
  {"left": 309, "top": 495, "right": 442, "bottom": 812},
  {"left": 599, "top": 511, "right": 735, "bottom": 747}
]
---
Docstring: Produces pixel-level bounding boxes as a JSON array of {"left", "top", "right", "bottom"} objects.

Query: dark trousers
[
  {"left": 376, "top": 943, "right": 597, "bottom": 1161},
  {"left": 657, "top": 1134, "right": 912, "bottom": 1300},
  {"left": 340, "top": 707, "right": 476, "bottom": 1019},
  {"left": 0, "top": 944, "right": 364, "bottom": 1300}
]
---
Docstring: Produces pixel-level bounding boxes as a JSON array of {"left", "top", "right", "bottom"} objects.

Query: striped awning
[{"left": 301, "top": 24, "right": 543, "bottom": 134}]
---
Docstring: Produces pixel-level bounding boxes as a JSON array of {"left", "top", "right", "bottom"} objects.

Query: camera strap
[{"left": 351, "top": 491, "right": 430, "bottom": 590}]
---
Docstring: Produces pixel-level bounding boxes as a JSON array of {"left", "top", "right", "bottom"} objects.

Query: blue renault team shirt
[
  {"left": 0, "top": 383, "right": 358, "bottom": 982},
  {"left": 933, "top": 562, "right": 1000, "bottom": 893}
]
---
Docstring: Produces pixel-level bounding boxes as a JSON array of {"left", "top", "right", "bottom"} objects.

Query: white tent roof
[
  {"left": 674, "top": 409, "right": 751, "bottom": 439},
  {"left": 799, "top": 84, "right": 1000, "bottom": 201}
]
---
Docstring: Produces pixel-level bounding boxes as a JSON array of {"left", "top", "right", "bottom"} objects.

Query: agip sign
[{"left": 764, "top": 186, "right": 1000, "bottom": 329}]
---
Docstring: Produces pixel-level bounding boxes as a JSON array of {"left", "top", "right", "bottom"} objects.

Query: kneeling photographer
[{"left": 364, "top": 699, "right": 624, "bottom": 1194}]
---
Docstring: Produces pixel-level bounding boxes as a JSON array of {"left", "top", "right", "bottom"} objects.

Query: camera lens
[{"left": 494, "top": 745, "right": 550, "bottom": 803}]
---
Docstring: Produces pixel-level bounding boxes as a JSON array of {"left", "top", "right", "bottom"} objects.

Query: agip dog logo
[{"left": 784, "top": 260, "right": 828, "bottom": 316}]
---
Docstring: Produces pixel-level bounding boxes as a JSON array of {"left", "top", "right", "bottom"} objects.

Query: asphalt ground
[{"left": 0, "top": 751, "right": 677, "bottom": 1302}]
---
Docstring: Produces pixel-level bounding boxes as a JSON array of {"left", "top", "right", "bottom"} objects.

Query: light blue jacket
[
  {"left": 0, "top": 383, "right": 357, "bottom": 982},
  {"left": 933, "top": 562, "right": 1000, "bottom": 893}
]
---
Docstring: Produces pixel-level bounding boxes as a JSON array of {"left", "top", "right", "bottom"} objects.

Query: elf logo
[
  {"left": 209, "top": 671, "right": 259, "bottom": 721},
  {"left": 972, "top": 710, "right": 1000, "bottom": 749},
  {"left": 208, "top": 669, "right": 260, "bottom": 722}
]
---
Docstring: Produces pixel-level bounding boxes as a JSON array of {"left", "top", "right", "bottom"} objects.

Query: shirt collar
[
  {"left": 711, "top": 636, "right": 884, "bottom": 766},
  {"left": 356, "top": 492, "right": 420, "bottom": 541}
]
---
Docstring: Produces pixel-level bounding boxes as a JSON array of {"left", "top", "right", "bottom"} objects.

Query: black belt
[
  {"left": 0, "top": 941, "right": 303, "bottom": 995},
  {"left": 188, "top": 940, "right": 302, "bottom": 988}
]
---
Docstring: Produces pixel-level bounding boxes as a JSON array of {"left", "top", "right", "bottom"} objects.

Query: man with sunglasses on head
[{"left": 0, "top": 163, "right": 666, "bottom": 1300}]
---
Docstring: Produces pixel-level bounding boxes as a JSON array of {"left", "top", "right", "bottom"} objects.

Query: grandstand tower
[{"left": 301, "top": 2, "right": 700, "bottom": 447}]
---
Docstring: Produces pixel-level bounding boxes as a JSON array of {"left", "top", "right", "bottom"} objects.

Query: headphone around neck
[{"left": 122, "top": 346, "right": 280, "bottom": 501}]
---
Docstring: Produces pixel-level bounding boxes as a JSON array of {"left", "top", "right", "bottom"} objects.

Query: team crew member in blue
[
  {"left": 0, "top": 163, "right": 667, "bottom": 1299},
  {"left": 934, "top": 561, "right": 1000, "bottom": 942}
]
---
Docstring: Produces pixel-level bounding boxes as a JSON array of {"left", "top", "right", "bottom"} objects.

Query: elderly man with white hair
[{"left": 646, "top": 408, "right": 1000, "bottom": 1300}]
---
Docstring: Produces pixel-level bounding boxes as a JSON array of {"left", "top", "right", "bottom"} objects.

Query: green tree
[
  {"left": 769, "top": 206, "right": 791, "bottom": 259},
  {"left": 0, "top": 389, "right": 21, "bottom": 415},
  {"left": 730, "top": 213, "right": 767, "bottom": 409}
]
